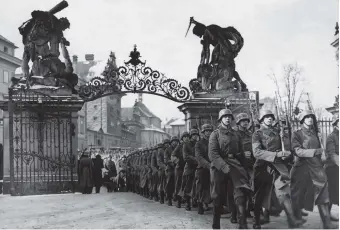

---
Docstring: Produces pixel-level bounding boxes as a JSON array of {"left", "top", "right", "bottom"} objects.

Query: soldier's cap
[
  {"left": 298, "top": 110, "right": 316, "bottom": 124},
  {"left": 332, "top": 114, "right": 339, "bottom": 126},
  {"left": 157, "top": 143, "right": 163, "bottom": 148}
]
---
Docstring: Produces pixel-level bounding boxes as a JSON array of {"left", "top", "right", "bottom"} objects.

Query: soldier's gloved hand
[
  {"left": 244, "top": 151, "right": 252, "bottom": 158},
  {"left": 221, "top": 164, "right": 230, "bottom": 174},
  {"left": 314, "top": 148, "right": 323, "bottom": 156},
  {"left": 276, "top": 151, "right": 291, "bottom": 158}
]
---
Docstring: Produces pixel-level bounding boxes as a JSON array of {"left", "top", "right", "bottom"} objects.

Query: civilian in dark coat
[
  {"left": 105, "top": 155, "right": 117, "bottom": 178},
  {"left": 93, "top": 154, "right": 104, "bottom": 193},
  {"left": 325, "top": 115, "right": 339, "bottom": 221},
  {"left": 78, "top": 151, "right": 94, "bottom": 194}
]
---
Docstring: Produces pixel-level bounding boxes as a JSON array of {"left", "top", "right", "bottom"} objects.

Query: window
[
  {"left": 93, "top": 116, "right": 97, "bottom": 121},
  {"left": 3, "top": 71, "right": 8, "bottom": 83},
  {"left": 4, "top": 46, "right": 8, "bottom": 53},
  {"left": 79, "top": 117, "right": 85, "bottom": 134},
  {"left": 94, "top": 105, "right": 97, "bottom": 109}
]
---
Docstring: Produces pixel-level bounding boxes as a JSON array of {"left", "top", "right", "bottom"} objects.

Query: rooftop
[{"left": 0, "top": 34, "right": 18, "bottom": 48}]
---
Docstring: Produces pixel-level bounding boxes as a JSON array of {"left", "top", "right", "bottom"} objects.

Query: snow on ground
[{"left": 0, "top": 190, "right": 338, "bottom": 229}]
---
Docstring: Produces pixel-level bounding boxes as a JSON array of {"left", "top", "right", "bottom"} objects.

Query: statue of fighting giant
[
  {"left": 11, "top": 0, "right": 78, "bottom": 92},
  {"left": 186, "top": 17, "right": 248, "bottom": 93}
]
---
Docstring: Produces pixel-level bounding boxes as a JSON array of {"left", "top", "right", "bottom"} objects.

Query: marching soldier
[
  {"left": 252, "top": 110, "right": 304, "bottom": 229},
  {"left": 235, "top": 113, "right": 255, "bottom": 218},
  {"left": 291, "top": 110, "right": 336, "bottom": 229},
  {"left": 151, "top": 145, "right": 159, "bottom": 201},
  {"left": 140, "top": 149, "right": 149, "bottom": 198},
  {"left": 195, "top": 124, "right": 213, "bottom": 215},
  {"left": 209, "top": 109, "right": 252, "bottom": 229},
  {"left": 171, "top": 131, "right": 190, "bottom": 208},
  {"left": 147, "top": 148, "right": 154, "bottom": 200},
  {"left": 325, "top": 114, "right": 339, "bottom": 221},
  {"left": 164, "top": 136, "right": 179, "bottom": 206},
  {"left": 180, "top": 129, "right": 200, "bottom": 211},
  {"left": 157, "top": 140, "right": 170, "bottom": 204}
]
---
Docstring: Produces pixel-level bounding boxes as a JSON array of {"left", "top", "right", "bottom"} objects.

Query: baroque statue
[
  {"left": 186, "top": 17, "right": 248, "bottom": 94},
  {"left": 11, "top": 0, "right": 78, "bottom": 93}
]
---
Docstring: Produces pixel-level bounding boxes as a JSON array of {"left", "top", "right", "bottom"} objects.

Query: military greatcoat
[
  {"left": 151, "top": 149, "right": 159, "bottom": 194},
  {"left": 326, "top": 128, "right": 339, "bottom": 205},
  {"left": 291, "top": 126, "right": 329, "bottom": 211},
  {"left": 209, "top": 125, "right": 252, "bottom": 207},
  {"left": 171, "top": 143, "right": 185, "bottom": 197},
  {"left": 195, "top": 137, "right": 211, "bottom": 204},
  {"left": 179, "top": 140, "right": 197, "bottom": 198},
  {"left": 157, "top": 147, "right": 166, "bottom": 193},
  {"left": 164, "top": 145, "right": 176, "bottom": 199},
  {"left": 252, "top": 124, "right": 291, "bottom": 210}
]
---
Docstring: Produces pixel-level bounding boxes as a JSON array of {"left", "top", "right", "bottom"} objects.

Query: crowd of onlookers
[{"left": 77, "top": 149, "right": 132, "bottom": 194}]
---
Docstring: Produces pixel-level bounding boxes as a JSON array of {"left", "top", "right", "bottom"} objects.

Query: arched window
[{"left": 97, "top": 139, "right": 101, "bottom": 146}]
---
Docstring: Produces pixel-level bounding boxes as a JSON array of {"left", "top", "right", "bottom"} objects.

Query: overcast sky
[{"left": 1, "top": 0, "right": 338, "bottom": 122}]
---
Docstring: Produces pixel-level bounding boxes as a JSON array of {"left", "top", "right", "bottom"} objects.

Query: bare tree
[
  {"left": 314, "top": 107, "right": 323, "bottom": 120},
  {"left": 268, "top": 63, "right": 305, "bottom": 120}
]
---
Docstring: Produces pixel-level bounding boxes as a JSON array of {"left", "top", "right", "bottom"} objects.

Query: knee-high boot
[
  {"left": 176, "top": 195, "right": 181, "bottom": 208},
  {"left": 236, "top": 197, "right": 248, "bottom": 229},
  {"left": 185, "top": 196, "right": 191, "bottom": 211},
  {"left": 160, "top": 191, "right": 165, "bottom": 204},
  {"left": 318, "top": 203, "right": 337, "bottom": 229},
  {"left": 212, "top": 206, "right": 221, "bottom": 229},
  {"left": 282, "top": 197, "right": 306, "bottom": 228}
]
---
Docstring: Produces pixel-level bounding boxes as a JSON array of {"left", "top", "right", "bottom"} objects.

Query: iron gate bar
[{"left": 8, "top": 88, "right": 76, "bottom": 195}]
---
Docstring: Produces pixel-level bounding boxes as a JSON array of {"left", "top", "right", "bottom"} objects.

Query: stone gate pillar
[
  {"left": 0, "top": 89, "right": 84, "bottom": 195},
  {"left": 178, "top": 91, "right": 261, "bottom": 131}
]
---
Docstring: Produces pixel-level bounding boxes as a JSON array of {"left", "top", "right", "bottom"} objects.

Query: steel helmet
[
  {"left": 258, "top": 110, "right": 275, "bottom": 122},
  {"left": 163, "top": 139, "right": 170, "bottom": 144},
  {"left": 201, "top": 124, "right": 213, "bottom": 132},
  {"left": 190, "top": 128, "right": 199, "bottom": 136},
  {"left": 171, "top": 136, "right": 179, "bottom": 142},
  {"left": 218, "top": 109, "right": 234, "bottom": 121},
  {"left": 298, "top": 110, "right": 316, "bottom": 124},
  {"left": 157, "top": 143, "right": 164, "bottom": 148},
  {"left": 236, "top": 113, "right": 250, "bottom": 125},
  {"left": 332, "top": 114, "right": 339, "bottom": 126},
  {"left": 181, "top": 131, "right": 190, "bottom": 140}
]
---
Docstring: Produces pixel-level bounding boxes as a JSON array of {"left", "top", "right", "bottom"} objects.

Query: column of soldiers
[{"left": 119, "top": 109, "right": 338, "bottom": 229}]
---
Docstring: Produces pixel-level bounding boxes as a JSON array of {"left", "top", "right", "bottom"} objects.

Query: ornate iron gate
[{"left": 8, "top": 88, "right": 76, "bottom": 195}]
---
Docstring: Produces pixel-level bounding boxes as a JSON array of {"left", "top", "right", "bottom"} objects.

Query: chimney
[
  {"left": 72, "top": 55, "right": 78, "bottom": 63},
  {"left": 85, "top": 54, "right": 94, "bottom": 61}
]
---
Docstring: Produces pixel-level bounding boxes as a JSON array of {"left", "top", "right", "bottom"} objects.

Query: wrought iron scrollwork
[{"left": 79, "top": 45, "right": 191, "bottom": 103}]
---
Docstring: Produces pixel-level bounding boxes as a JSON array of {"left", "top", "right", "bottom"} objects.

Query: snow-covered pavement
[{"left": 0, "top": 190, "right": 338, "bottom": 229}]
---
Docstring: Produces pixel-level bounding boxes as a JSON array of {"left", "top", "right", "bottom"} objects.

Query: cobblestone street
[{"left": 0, "top": 190, "right": 338, "bottom": 229}]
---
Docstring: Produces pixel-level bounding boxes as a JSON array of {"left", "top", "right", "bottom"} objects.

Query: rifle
[
  {"left": 274, "top": 92, "right": 285, "bottom": 152},
  {"left": 306, "top": 94, "right": 327, "bottom": 162}
]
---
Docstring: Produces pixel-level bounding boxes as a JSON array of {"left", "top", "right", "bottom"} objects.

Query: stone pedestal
[
  {"left": 178, "top": 91, "right": 260, "bottom": 130},
  {"left": 0, "top": 88, "right": 84, "bottom": 195}
]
